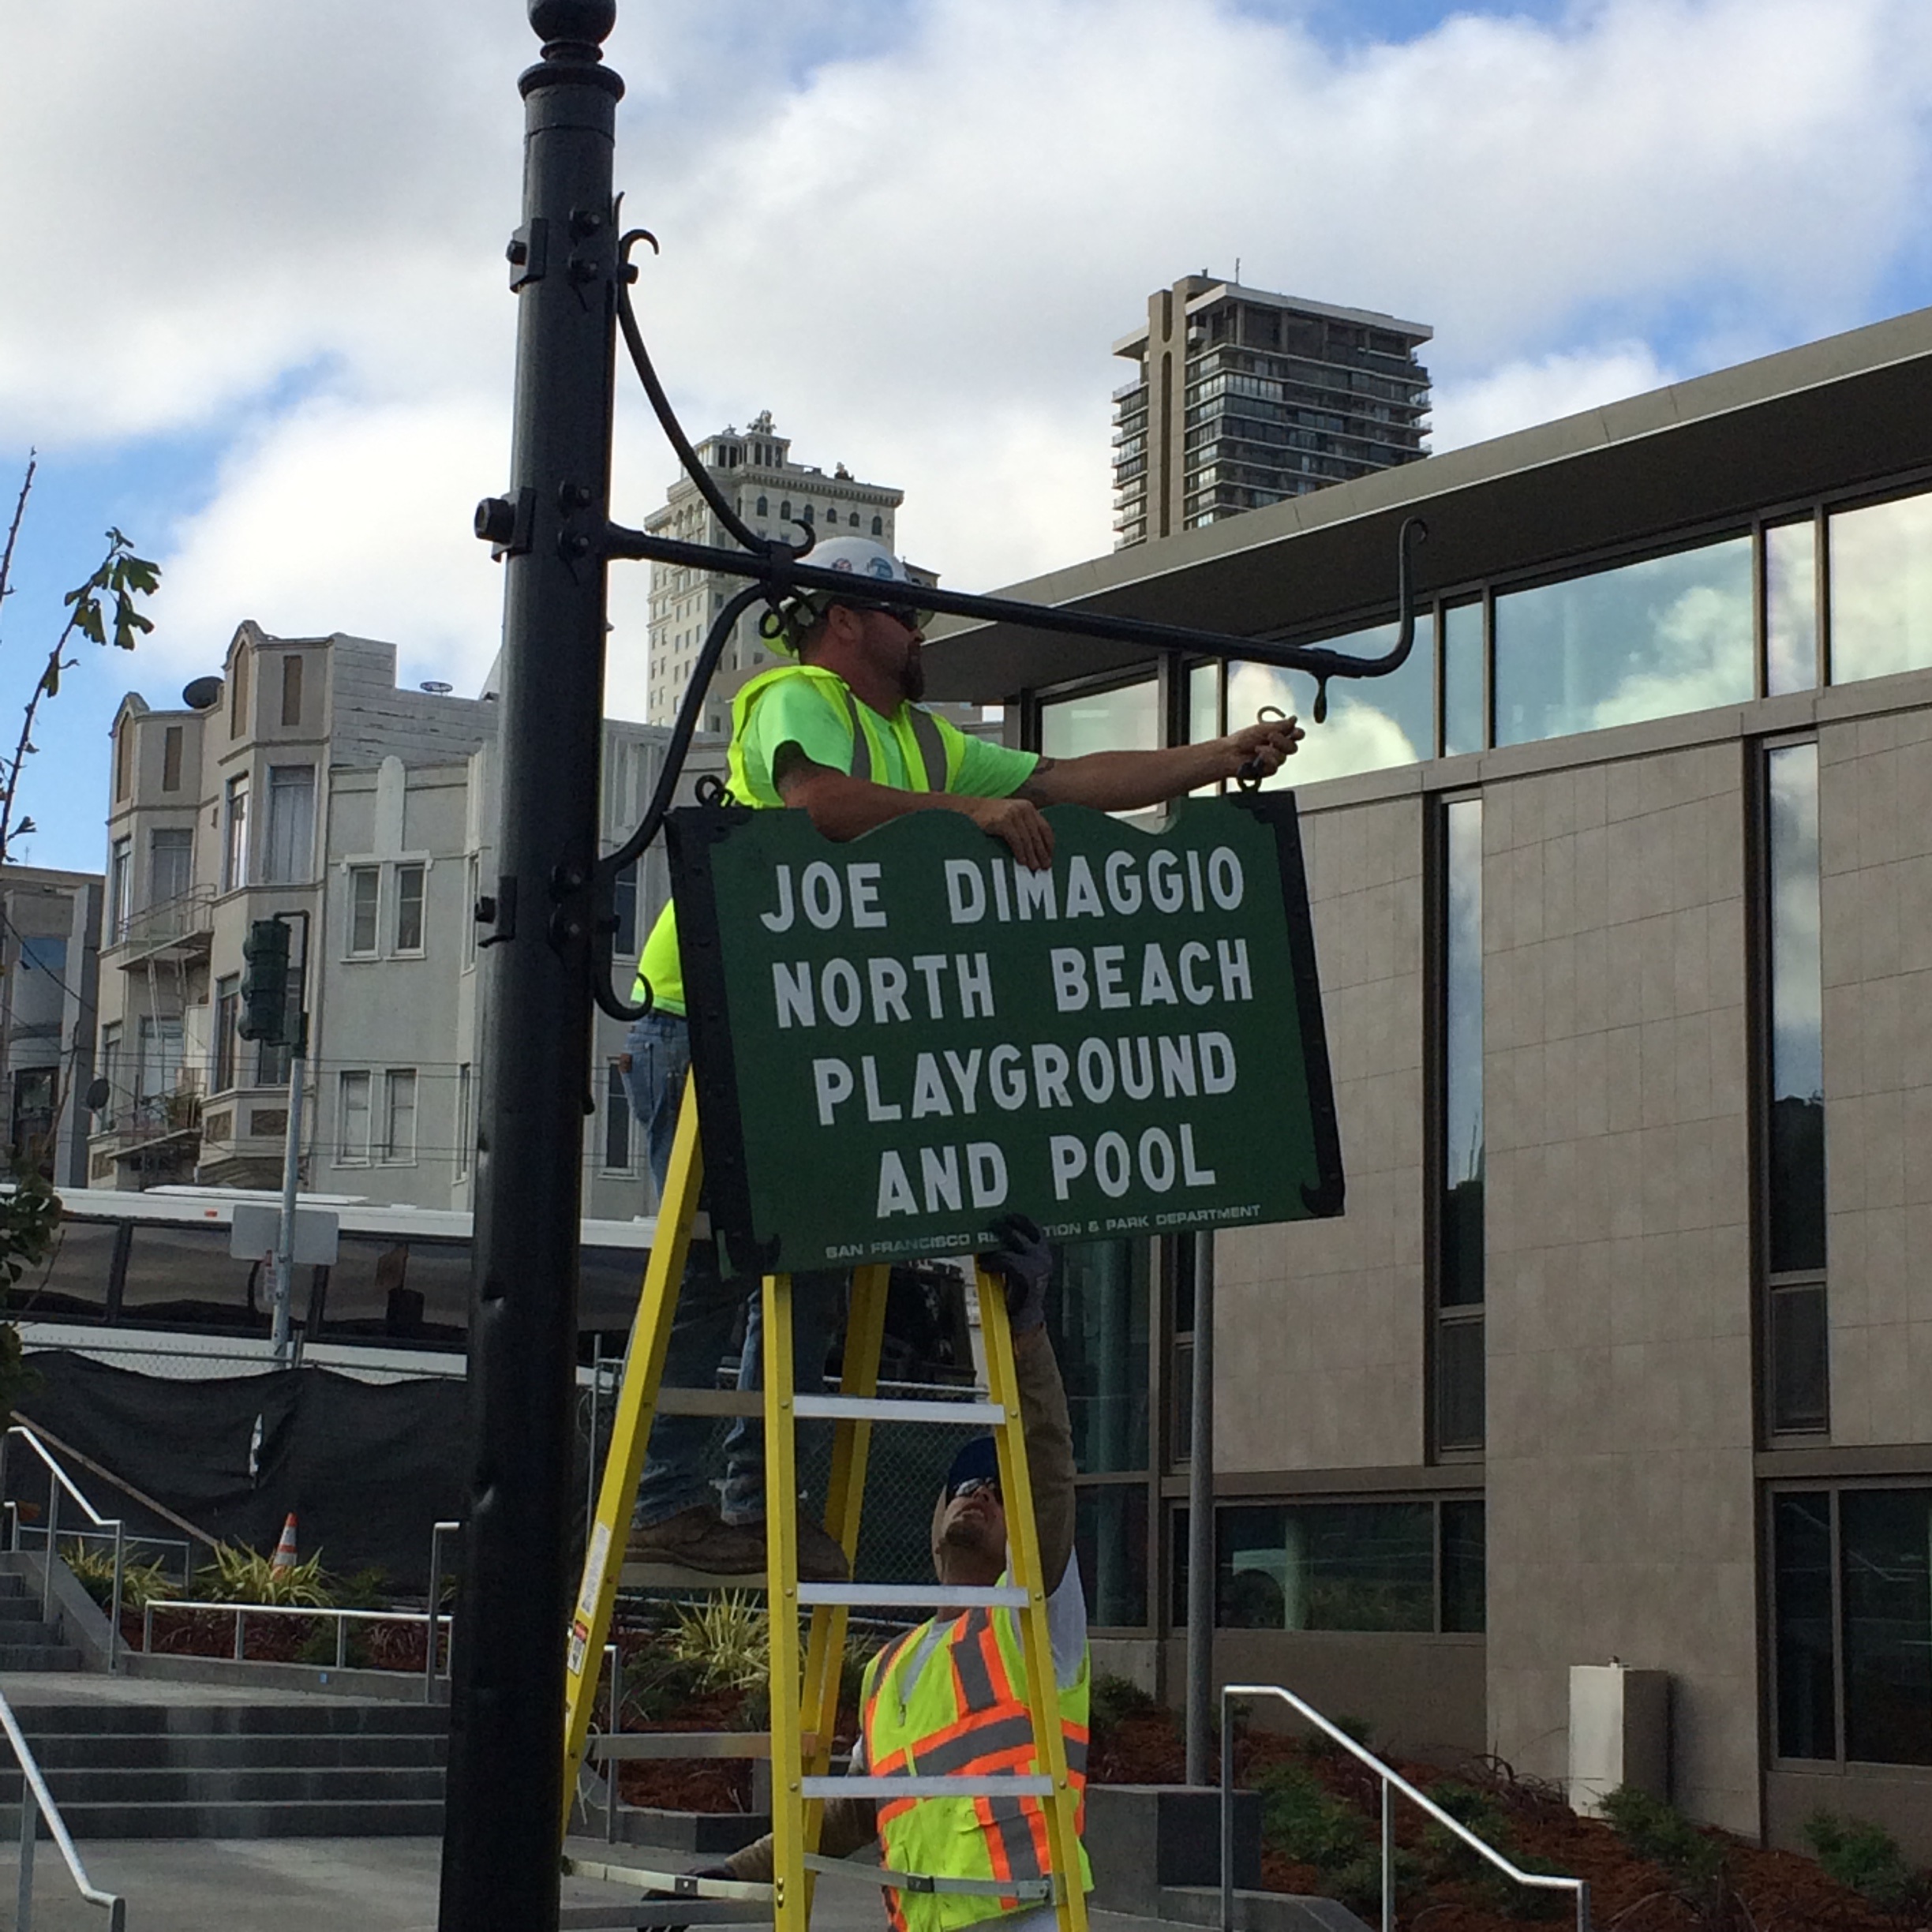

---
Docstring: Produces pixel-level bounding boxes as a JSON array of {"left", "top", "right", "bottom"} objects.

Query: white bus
[{"left": 2, "top": 1185, "right": 654, "bottom": 1377}]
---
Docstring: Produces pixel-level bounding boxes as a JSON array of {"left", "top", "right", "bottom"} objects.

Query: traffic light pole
[
  {"left": 269, "top": 1032, "right": 307, "bottom": 1365},
  {"left": 437, "top": 6, "right": 621, "bottom": 1927}
]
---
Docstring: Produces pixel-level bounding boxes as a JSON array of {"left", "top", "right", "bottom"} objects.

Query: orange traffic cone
[{"left": 269, "top": 1513, "right": 298, "bottom": 1575}]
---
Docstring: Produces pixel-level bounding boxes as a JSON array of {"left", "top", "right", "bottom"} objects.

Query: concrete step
[
  {"left": 9, "top": 1701, "right": 450, "bottom": 1736},
  {"left": 0, "top": 1765, "right": 446, "bottom": 1807},
  {"left": 23, "top": 1730, "right": 447, "bottom": 1771},
  {"left": 0, "top": 1619, "right": 76, "bottom": 1644},
  {"left": 0, "top": 1643, "right": 85, "bottom": 1670},
  {"left": 0, "top": 1597, "right": 52, "bottom": 1623},
  {"left": 0, "top": 1797, "right": 447, "bottom": 1840},
  {"left": 1161, "top": 1885, "right": 1369, "bottom": 1932}
]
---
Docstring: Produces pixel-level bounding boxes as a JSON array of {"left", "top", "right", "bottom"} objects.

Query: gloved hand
[
  {"left": 978, "top": 1213, "right": 1052, "bottom": 1334},
  {"left": 647, "top": 1864, "right": 737, "bottom": 1932}
]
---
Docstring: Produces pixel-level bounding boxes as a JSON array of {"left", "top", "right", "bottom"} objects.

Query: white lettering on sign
[
  {"left": 1049, "top": 942, "right": 1251, "bottom": 1014},
  {"left": 1047, "top": 1121, "right": 1221, "bottom": 1200},
  {"left": 775, "top": 951, "right": 995, "bottom": 1026},
  {"left": 874, "top": 1140, "right": 1009, "bottom": 1219},
  {"left": 808, "top": 1032, "right": 1237, "bottom": 1125},
  {"left": 941, "top": 848, "right": 1249, "bottom": 927},
  {"left": 760, "top": 861, "right": 891, "bottom": 934}
]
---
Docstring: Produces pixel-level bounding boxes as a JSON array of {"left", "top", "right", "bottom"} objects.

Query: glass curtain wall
[
  {"left": 1765, "top": 519, "right": 1820, "bottom": 695},
  {"left": 1829, "top": 491, "right": 1932, "bottom": 683},
  {"left": 1049, "top": 1237, "right": 1151, "bottom": 1627},
  {"left": 1765, "top": 742, "right": 1827, "bottom": 1433},
  {"left": 1437, "top": 797, "right": 1485, "bottom": 1453}
]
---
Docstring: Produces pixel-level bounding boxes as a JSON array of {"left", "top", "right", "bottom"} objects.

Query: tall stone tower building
[{"left": 643, "top": 412, "right": 904, "bottom": 728}]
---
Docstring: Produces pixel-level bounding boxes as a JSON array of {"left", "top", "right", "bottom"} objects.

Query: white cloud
[
  {"left": 6, "top": 0, "right": 1932, "bottom": 735},
  {"left": 1428, "top": 343, "right": 1676, "bottom": 451}
]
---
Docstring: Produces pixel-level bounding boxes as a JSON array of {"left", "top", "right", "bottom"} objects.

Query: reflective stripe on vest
[
  {"left": 724, "top": 663, "right": 953, "bottom": 803},
  {"left": 860, "top": 1604, "right": 1091, "bottom": 1932}
]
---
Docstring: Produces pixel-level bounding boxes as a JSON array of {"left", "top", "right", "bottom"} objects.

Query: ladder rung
[
  {"left": 559, "top": 1906, "right": 763, "bottom": 1929},
  {"left": 803, "top": 1774, "right": 1055, "bottom": 1798},
  {"left": 802, "top": 1854, "right": 1054, "bottom": 1901},
  {"left": 563, "top": 1858, "right": 773, "bottom": 1904},
  {"left": 589, "top": 1732, "right": 777, "bottom": 1761},
  {"left": 798, "top": 1582, "right": 1028, "bottom": 1608},
  {"left": 793, "top": 1395, "right": 1007, "bottom": 1425}
]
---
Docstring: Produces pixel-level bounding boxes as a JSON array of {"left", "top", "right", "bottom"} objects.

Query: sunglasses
[
  {"left": 949, "top": 1474, "right": 1002, "bottom": 1505},
  {"left": 860, "top": 601, "right": 929, "bottom": 634}
]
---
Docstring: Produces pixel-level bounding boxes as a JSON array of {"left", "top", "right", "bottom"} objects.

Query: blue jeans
[{"left": 623, "top": 1011, "right": 842, "bottom": 1526}]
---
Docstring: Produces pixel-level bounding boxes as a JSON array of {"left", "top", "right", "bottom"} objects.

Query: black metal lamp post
[{"left": 437, "top": 5, "right": 622, "bottom": 1926}]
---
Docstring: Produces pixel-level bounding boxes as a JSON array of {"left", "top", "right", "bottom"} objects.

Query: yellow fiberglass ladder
[{"left": 558, "top": 1077, "right": 1088, "bottom": 1932}]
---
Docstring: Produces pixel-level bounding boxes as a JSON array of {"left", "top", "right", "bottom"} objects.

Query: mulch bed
[{"left": 1095, "top": 1703, "right": 1911, "bottom": 1932}]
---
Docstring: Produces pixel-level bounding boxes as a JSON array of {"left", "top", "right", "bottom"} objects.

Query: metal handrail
[
  {"left": 0, "top": 1425, "right": 125, "bottom": 1670},
  {"left": 1220, "top": 1683, "right": 1589, "bottom": 1932},
  {"left": 425, "top": 1520, "right": 459, "bottom": 1701},
  {"left": 140, "top": 1597, "right": 452, "bottom": 1678},
  {"left": 0, "top": 1682, "right": 126, "bottom": 1930}
]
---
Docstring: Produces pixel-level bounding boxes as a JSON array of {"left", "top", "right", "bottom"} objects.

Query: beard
[{"left": 899, "top": 644, "right": 927, "bottom": 704}]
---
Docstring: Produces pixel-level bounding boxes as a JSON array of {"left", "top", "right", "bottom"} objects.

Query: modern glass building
[
  {"left": 1111, "top": 275, "right": 1432, "bottom": 549},
  {"left": 929, "top": 304, "right": 1932, "bottom": 1859}
]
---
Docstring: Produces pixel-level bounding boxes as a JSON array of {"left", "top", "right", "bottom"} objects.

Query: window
[
  {"left": 114, "top": 723, "right": 132, "bottom": 801},
  {"left": 603, "top": 1064, "right": 633, "bottom": 1173},
  {"left": 380, "top": 1069, "right": 417, "bottom": 1162},
  {"left": 463, "top": 855, "right": 480, "bottom": 968},
  {"left": 263, "top": 767, "right": 314, "bottom": 884},
  {"left": 1040, "top": 679, "right": 1159, "bottom": 762},
  {"left": 1230, "top": 613, "right": 1434, "bottom": 786},
  {"left": 1494, "top": 537, "right": 1754, "bottom": 747},
  {"left": 1774, "top": 1486, "right": 1932, "bottom": 1765},
  {"left": 1828, "top": 489, "right": 1932, "bottom": 684},
  {"left": 280, "top": 653, "right": 304, "bottom": 728},
  {"left": 135, "top": 1015, "right": 184, "bottom": 1115},
  {"left": 337, "top": 1071, "right": 371, "bottom": 1163},
  {"left": 1441, "top": 601, "right": 1485, "bottom": 756},
  {"left": 780, "top": 500, "right": 791, "bottom": 522},
  {"left": 1765, "top": 519, "right": 1819, "bottom": 696},
  {"left": 871, "top": 515, "right": 883, "bottom": 537},
  {"left": 149, "top": 827, "right": 193, "bottom": 907},
  {"left": 825, "top": 507, "right": 838, "bottom": 526},
  {"left": 1436, "top": 796, "right": 1485, "bottom": 1455},
  {"left": 98, "top": 1024, "right": 122, "bottom": 1129},
  {"left": 214, "top": 975, "right": 241, "bottom": 1093},
  {"left": 230, "top": 648, "right": 249, "bottom": 736},
  {"left": 394, "top": 863, "right": 425, "bottom": 953},
  {"left": 161, "top": 724, "right": 183, "bottom": 792},
  {"left": 222, "top": 777, "right": 249, "bottom": 891},
  {"left": 1211, "top": 1500, "right": 1481, "bottom": 1633},
  {"left": 1764, "top": 741, "right": 1827, "bottom": 1433},
  {"left": 109, "top": 838, "right": 132, "bottom": 942},
  {"left": 348, "top": 867, "right": 380, "bottom": 956},
  {"left": 456, "top": 1064, "right": 473, "bottom": 1178},
  {"left": 755, "top": 496, "right": 768, "bottom": 517},
  {"left": 611, "top": 859, "right": 638, "bottom": 960}
]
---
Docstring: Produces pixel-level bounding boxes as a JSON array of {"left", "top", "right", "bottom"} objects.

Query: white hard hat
[{"left": 773, "top": 536, "right": 932, "bottom": 653}]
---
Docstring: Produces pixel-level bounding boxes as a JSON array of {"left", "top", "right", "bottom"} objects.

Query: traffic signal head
[{"left": 238, "top": 919, "right": 291, "bottom": 1043}]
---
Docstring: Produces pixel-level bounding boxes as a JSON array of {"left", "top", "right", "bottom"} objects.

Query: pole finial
[{"left": 528, "top": 0, "right": 615, "bottom": 49}]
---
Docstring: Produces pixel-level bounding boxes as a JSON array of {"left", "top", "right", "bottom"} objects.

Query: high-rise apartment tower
[
  {"left": 1112, "top": 275, "right": 1432, "bottom": 548},
  {"left": 644, "top": 411, "right": 904, "bottom": 728}
]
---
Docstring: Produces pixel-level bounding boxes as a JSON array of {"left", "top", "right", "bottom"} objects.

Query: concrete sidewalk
[{"left": 0, "top": 1833, "right": 1181, "bottom": 1932}]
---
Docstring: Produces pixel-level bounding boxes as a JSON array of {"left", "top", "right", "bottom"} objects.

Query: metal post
[
  {"left": 1380, "top": 1777, "right": 1392, "bottom": 1932},
  {"left": 107, "top": 1522, "right": 123, "bottom": 1673},
  {"left": 271, "top": 1043, "right": 306, "bottom": 1364},
  {"left": 1219, "top": 1689, "right": 1234, "bottom": 1932},
  {"left": 605, "top": 1638, "right": 620, "bottom": 1844},
  {"left": 1185, "top": 1230, "right": 1215, "bottom": 1785},
  {"left": 234, "top": 1609, "right": 245, "bottom": 1663},
  {"left": 438, "top": 6, "right": 621, "bottom": 1926},
  {"left": 17, "top": 1780, "right": 36, "bottom": 1930},
  {"left": 39, "top": 1482, "right": 54, "bottom": 1621}
]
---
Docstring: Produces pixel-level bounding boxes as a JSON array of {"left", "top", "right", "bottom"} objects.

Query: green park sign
[{"left": 668, "top": 796, "right": 1342, "bottom": 1277}]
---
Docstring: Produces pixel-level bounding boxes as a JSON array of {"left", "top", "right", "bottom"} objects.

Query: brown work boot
[
  {"left": 704, "top": 1514, "right": 852, "bottom": 1583},
  {"left": 627, "top": 1504, "right": 761, "bottom": 1573}
]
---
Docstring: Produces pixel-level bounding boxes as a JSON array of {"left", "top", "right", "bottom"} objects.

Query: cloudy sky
[{"left": 2, "top": 0, "right": 1930, "bottom": 872}]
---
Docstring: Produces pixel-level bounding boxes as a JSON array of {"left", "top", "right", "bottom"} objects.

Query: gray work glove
[{"left": 978, "top": 1213, "right": 1052, "bottom": 1334}]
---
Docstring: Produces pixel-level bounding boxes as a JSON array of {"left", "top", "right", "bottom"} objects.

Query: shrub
[
  {"left": 193, "top": 1541, "right": 336, "bottom": 1609},
  {"left": 60, "top": 1542, "right": 178, "bottom": 1612},
  {"left": 620, "top": 1639, "right": 710, "bottom": 1724},
  {"left": 670, "top": 1592, "right": 769, "bottom": 1692},
  {"left": 295, "top": 1620, "right": 371, "bottom": 1669},
  {"left": 1090, "top": 1672, "right": 1160, "bottom": 1740},
  {"left": 1304, "top": 1713, "right": 1376, "bottom": 1761},
  {"left": 1599, "top": 1786, "right": 1728, "bottom": 1905},
  {"left": 1423, "top": 1780, "right": 1564, "bottom": 1920},
  {"left": 1255, "top": 1762, "right": 1372, "bottom": 1872},
  {"left": 1805, "top": 1811, "right": 1932, "bottom": 1918}
]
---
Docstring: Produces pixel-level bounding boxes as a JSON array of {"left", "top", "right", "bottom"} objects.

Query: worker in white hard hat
[{"left": 622, "top": 534, "right": 1304, "bottom": 1581}]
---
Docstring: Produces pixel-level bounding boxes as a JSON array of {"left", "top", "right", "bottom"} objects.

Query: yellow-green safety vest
[
  {"left": 631, "top": 664, "right": 963, "bottom": 1009},
  {"left": 859, "top": 1601, "right": 1091, "bottom": 1932}
]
